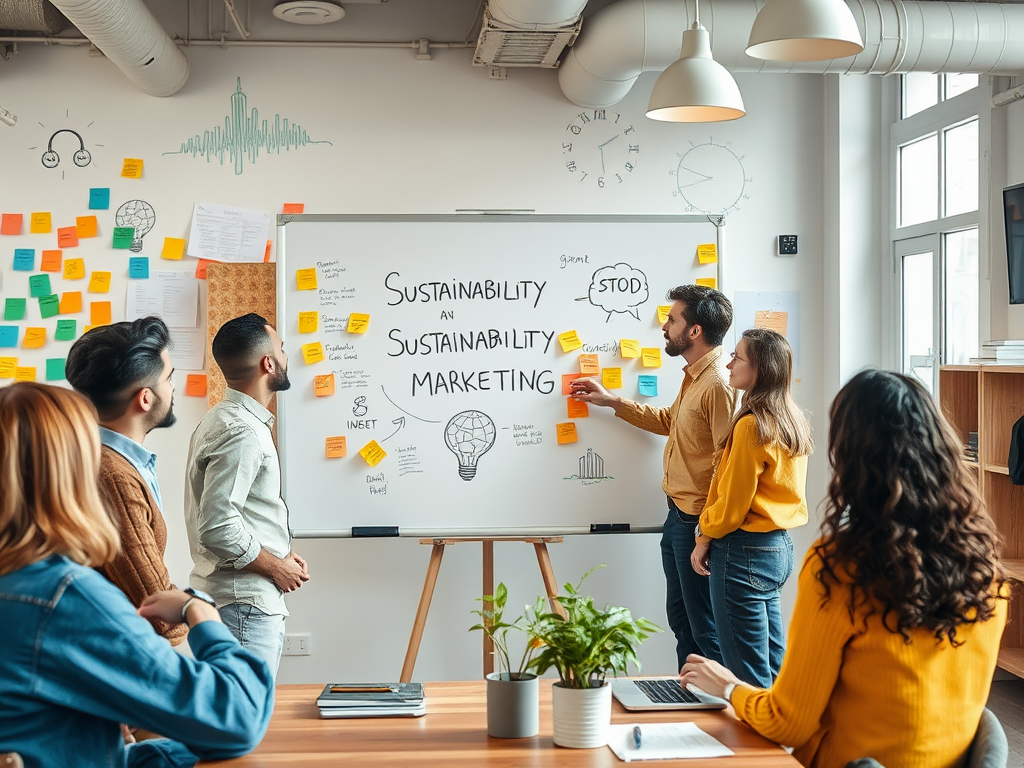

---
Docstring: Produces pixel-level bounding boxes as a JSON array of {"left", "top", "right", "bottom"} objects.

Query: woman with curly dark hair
[{"left": 681, "top": 369, "right": 1007, "bottom": 768}]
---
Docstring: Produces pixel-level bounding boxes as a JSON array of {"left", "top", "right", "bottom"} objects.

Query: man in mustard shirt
[{"left": 571, "top": 285, "right": 736, "bottom": 670}]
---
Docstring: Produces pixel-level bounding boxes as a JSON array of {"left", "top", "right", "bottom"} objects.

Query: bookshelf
[{"left": 939, "top": 364, "right": 1024, "bottom": 677}]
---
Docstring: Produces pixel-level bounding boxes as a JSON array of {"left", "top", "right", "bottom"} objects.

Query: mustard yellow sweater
[{"left": 732, "top": 545, "right": 1007, "bottom": 768}]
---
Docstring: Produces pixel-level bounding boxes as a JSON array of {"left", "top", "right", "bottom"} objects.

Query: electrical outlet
[
  {"left": 283, "top": 633, "right": 312, "bottom": 656},
  {"left": 777, "top": 235, "right": 798, "bottom": 255}
]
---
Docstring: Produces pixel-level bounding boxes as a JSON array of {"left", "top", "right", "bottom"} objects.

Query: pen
[{"left": 633, "top": 725, "right": 642, "bottom": 750}]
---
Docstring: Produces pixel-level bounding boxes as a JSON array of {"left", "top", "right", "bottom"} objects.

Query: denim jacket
[{"left": 0, "top": 556, "right": 275, "bottom": 768}]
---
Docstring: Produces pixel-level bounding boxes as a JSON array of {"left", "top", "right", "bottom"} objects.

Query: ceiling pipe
[
  {"left": 488, "top": 0, "right": 589, "bottom": 27},
  {"left": 559, "top": 0, "right": 1024, "bottom": 108}
]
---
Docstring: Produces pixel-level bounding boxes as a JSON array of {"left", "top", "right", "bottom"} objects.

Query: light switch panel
[{"left": 778, "top": 235, "right": 798, "bottom": 255}]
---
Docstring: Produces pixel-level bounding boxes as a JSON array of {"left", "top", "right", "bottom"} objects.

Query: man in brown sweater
[{"left": 66, "top": 316, "right": 187, "bottom": 646}]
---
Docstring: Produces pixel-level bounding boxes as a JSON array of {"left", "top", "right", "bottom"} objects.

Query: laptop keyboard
[{"left": 635, "top": 679, "right": 701, "bottom": 704}]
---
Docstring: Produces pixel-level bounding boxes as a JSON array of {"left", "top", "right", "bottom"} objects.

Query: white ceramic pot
[
  {"left": 486, "top": 672, "right": 539, "bottom": 738},
  {"left": 551, "top": 681, "right": 612, "bottom": 748}
]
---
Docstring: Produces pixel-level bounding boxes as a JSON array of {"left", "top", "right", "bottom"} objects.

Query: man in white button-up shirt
[{"left": 185, "top": 313, "right": 309, "bottom": 676}]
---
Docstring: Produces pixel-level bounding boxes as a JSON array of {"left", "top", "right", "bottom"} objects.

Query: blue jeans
[
  {"left": 219, "top": 603, "right": 285, "bottom": 679},
  {"left": 661, "top": 500, "right": 722, "bottom": 671},
  {"left": 708, "top": 529, "right": 794, "bottom": 688}
]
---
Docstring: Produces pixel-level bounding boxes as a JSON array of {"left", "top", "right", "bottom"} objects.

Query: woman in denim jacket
[{"left": 0, "top": 382, "right": 274, "bottom": 768}]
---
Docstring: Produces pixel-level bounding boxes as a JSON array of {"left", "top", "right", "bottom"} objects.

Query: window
[{"left": 901, "top": 73, "right": 980, "bottom": 119}]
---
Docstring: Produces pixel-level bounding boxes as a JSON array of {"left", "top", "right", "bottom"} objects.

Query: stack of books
[
  {"left": 317, "top": 682, "right": 426, "bottom": 719},
  {"left": 972, "top": 340, "right": 1024, "bottom": 364}
]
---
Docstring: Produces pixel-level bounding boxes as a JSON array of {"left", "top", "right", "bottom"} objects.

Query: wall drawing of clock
[
  {"left": 562, "top": 109, "right": 639, "bottom": 189},
  {"left": 670, "top": 139, "right": 751, "bottom": 214}
]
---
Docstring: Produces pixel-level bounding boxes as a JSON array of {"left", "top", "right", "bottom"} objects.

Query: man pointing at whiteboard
[
  {"left": 185, "top": 313, "right": 310, "bottom": 677},
  {"left": 571, "top": 285, "right": 735, "bottom": 671}
]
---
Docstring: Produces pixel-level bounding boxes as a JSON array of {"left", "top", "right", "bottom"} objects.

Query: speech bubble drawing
[{"left": 579, "top": 263, "right": 650, "bottom": 322}]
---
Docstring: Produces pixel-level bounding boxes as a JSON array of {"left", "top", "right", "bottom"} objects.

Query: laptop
[{"left": 611, "top": 677, "right": 728, "bottom": 711}]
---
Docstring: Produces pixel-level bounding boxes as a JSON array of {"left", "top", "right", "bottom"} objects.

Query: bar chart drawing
[{"left": 564, "top": 448, "right": 614, "bottom": 482}]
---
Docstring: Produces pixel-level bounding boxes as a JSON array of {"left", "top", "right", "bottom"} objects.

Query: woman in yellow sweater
[
  {"left": 691, "top": 328, "right": 812, "bottom": 687},
  {"left": 681, "top": 369, "right": 1007, "bottom": 768}
]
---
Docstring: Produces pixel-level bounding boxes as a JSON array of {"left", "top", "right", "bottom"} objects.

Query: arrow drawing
[
  {"left": 380, "top": 385, "right": 442, "bottom": 424},
  {"left": 382, "top": 417, "right": 406, "bottom": 443}
]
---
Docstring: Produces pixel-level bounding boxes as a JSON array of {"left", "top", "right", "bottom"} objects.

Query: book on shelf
[{"left": 316, "top": 682, "right": 424, "bottom": 709}]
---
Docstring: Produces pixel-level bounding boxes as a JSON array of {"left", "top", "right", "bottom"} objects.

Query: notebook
[
  {"left": 316, "top": 682, "right": 423, "bottom": 708},
  {"left": 611, "top": 677, "right": 727, "bottom": 711},
  {"left": 319, "top": 702, "right": 427, "bottom": 719}
]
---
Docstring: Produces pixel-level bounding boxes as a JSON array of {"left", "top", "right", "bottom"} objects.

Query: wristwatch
[
  {"left": 180, "top": 587, "right": 216, "bottom": 624},
  {"left": 694, "top": 524, "right": 703, "bottom": 540},
  {"left": 723, "top": 682, "right": 737, "bottom": 702}
]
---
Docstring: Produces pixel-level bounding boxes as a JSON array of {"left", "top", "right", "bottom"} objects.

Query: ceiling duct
[
  {"left": 474, "top": 0, "right": 588, "bottom": 69},
  {"left": 0, "top": 0, "right": 70, "bottom": 34}
]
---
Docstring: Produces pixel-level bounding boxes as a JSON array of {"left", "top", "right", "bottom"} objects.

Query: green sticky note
[
  {"left": 55, "top": 319, "right": 77, "bottom": 341},
  {"left": 29, "top": 274, "right": 52, "bottom": 298},
  {"left": 38, "top": 294, "right": 59, "bottom": 319},
  {"left": 4, "top": 298, "right": 26, "bottom": 321},
  {"left": 46, "top": 358, "right": 66, "bottom": 381},
  {"left": 112, "top": 226, "right": 135, "bottom": 249}
]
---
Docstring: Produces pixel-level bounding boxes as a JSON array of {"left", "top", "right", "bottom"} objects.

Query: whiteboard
[{"left": 277, "top": 215, "right": 719, "bottom": 536}]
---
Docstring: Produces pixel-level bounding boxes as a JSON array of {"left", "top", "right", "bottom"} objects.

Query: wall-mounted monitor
[{"left": 1005, "top": 181, "right": 1024, "bottom": 305}]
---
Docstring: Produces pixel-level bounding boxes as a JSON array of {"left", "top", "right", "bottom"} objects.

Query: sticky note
[
  {"left": 754, "top": 310, "right": 789, "bottom": 337},
  {"left": 88, "top": 272, "right": 111, "bottom": 293},
  {"left": 301, "top": 341, "right": 324, "bottom": 364},
  {"left": 696, "top": 277, "right": 717, "bottom": 289},
  {"left": 347, "top": 313, "right": 370, "bottom": 334},
  {"left": 41, "top": 250, "right": 62, "bottom": 272},
  {"left": 45, "top": 358, "right": 66, "bottom": 381},
  {"left": 64, "top": 258, "right": 86, "bottom": 280},
  {"left": 298, "top": 311, "right": 318, "bottom": 333},
  {"left": 76, "top": 216, "right": 98, "bottom": 238},
  {"left": 641, "top": 347, "right": 662, "bottom": 368},
  {"left": 55, "top": 319, "right": 77, "bottom": 341},
  {"left": 325, "top": 436, "right": 347, "bottom": 458},
  {"left": 15, "top": 367, "right": 36, "bottom": 382},
  {"left": 89, "top": 188, "right": 111, "bottom": 210},
  {"left": 185, "top": 374, "right": 208, "bottom": 397},
  {"left": 161, "top": 237, "right": 185, "bottom": 260},
  {"left": 561, "top": 373, "right": 584, "bottom": 396},
  {"left": 121, "top": 158, "right": 144, "bottom": 178},
  {"left": 358, "top": 440, "right": 387, "bottom": 467},
  {"left": 0, "top": 357, "right": 15, "bottom": 377},
  {"left": 556, "top": 422, "right": 579, "bottom": 445},
  {"left": 264, "top": 240, "right": 272, "bottom": 263},
  {"left": 636, "top": 375, "right": 658, "bottom": 397},
  {"left": 578, "top": 354, "right": 600, "bottom": 375},
  {"left": 30, "top": 212, "right": 52, "bottom": 234},
  {"left": 112, "top": 227, "right": 135, "bottom": 250},
  {"left": 296, "top": 268, "right": 318, "bottom": 291},
  {"left": 57, "top": 226, "right": 79, "bottom": 248},
  {"left": 29, "top": 274, "right": 52, "bottom": 298},
  {"left": 283, "top": 203, "right": 305, "bottom": 214},
  {"left": 4, "top": 299, "right": 26, "bottom": 321},
  {"left": 13, "top": 249, "right": 34, "bottom": 271},
  {"left": 194, "top": 259, "right": 213, "bottom": 279},
  {"left": 1, "top": 213, "right": 23, "bottom": 235},
  {"left": 602, "top": 367, "right": 623, "bottom": 389},
  {"left": 129, "top": 257, "right": 149, "bottom": 279},
  {"left": 620, "top": 339, "right": 640, "bottom": 359},
  {"left": 23, "top": 327, "right": 46, "bottom": 349},
  {"left": 314, "top": 373, "right": 336, "bottom": 397},
  {"left": 567, "top": 398, "right": 589, "bottom": 419},
  {"left": 38, "top": 295, "right": 60, "bottom": 319},
  {"left": 0, "top": 326, "right": 17, "bottom": 347},
  {"left": 697, "top": 243, "right": 718, "bottom": 264},
  {"left": 558, "top": 330, "right": 583, "bottom": 353},
  {"left": 657, "top": 305, "right": 672, "bottom": 324},
  {"left": 90, "top": 301, "right": 112, "bottom": 326},
  {"left": 59, "top": 292, "right": 82, "bottom": 314}
]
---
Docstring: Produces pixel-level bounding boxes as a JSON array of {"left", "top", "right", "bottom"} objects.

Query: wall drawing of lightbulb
[
  {"left": 115, "top": 199, "right": 157, "bottom": 253},
  {"left": 444, "top": 410, "right": 496, "bottom": 481}
]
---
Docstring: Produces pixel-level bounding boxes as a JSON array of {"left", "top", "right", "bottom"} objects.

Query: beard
[
  {"left": 148, "top": 392, "right": 177, "bottom": 431},
  {"left": 664, "top": 333, "right": 692, "bottom": 358},
  {"left": 269, "top": 366, "right": 291, "bottom": 392}
]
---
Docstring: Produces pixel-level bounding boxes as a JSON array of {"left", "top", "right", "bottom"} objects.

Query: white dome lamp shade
[{"left": 746, "top": 0, "right": 864, "bottom": 62}]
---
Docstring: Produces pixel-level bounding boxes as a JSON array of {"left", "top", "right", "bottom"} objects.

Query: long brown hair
[
  {"left": 0, "top": 382, "right": 119, "bottom": 577},
  {"left": 814, "top": 370, "right": 1005, "bottom": 645},
  {"left": 731, "top": 328, "right": 812, "bottom": 457}
]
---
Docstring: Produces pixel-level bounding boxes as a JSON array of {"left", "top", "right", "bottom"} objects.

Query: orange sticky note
[
  {"left": 283, "top": 203, "right": 305, "bottom": 214},
  {"left": 30, "top": 212, "right": 52, "bottom": 234},
  {"left": 620, "top": 339, "right": 640, "bottom": 359},
  {"left": 578, "top": 354, "right": 600, "bottom": 375},
  {"left": 15, "top": 366, "right": 36, "bottom": 382},
  {"left": 314, "top": 373, "right": 336, "bottom": 397},
  {"left": 301, "top": 341, "right": 324, "bottom": 364},
  {"left": 162, "top": 237, "right": 186, "bottom": 261},
  {"left": 641, "top": 347, "right": 662, "bottom": 368},
  {"left": 567, "top": 398, "right": 589, "bottom": 419},
  {"left": 23, "top": 327, "right": 47, "bottom": 349},
  {"left": 60, "top": 292, "right": 83, "bottom": 314},
  {"left": 695, "top": 277, "right": 717, "bottom": 289},
  {"left": 264, "top": 240, "right": 272, "bottom": 263},
  {"left": 121, "top": 158, "right": 144, "bottom": 178},
  {"left": 556, "top": 422, "right": 579, "bottom": 445},
  {"left": 602, "top": 367, "right": 623, "bottom": 389},
  {"left": 296, "top": 268, "right": 318, "bottom": 291},
  {"left": 358, "top": 440, "right": 387, "bottom": 467},
  {"left": 697, "top": 243, "right": 718, "bottom": 264},
  {"left": 57, "top": 226, "right": 79, "bottom": 248},
  {"left": 657, "top": 305, "right": 672, "bottom": 324},
  {"left": 561, "top": 373, "right": 584, "bottom": 396},
  {"left": 90, "top": 301, "right": 112, "bottom": 326},
  {"left": 76, "top": 215, "right": 98, "bottom": 238},
  {"left": 558, "top": 330, "right": 583, "bottom": 353},
  {"left": 0, "top": 357, "right": 16, "bottom": 378},
  {"left": 89, "top": 272, "right": 111, "bottom": 293},
  {"left": 64, "top": 258, "right": 86, "bottom": 280},
  {"left": 347, "top": 313, "right": 370, "bottom": 334},
  {"left": 41, "top": 250, "right": 63, "bottom": 272},
  {"left": 194, "top": 259, "right": 214, "bottom": 279},
  {"left": 185, "top": 374, "right": 208, "bottom": 397},
  {"left": 325, "top": 436, "right": 347, "bottom": 458},
  {"left": 298, "top": 311, "right": 318, "bottom": 333},
  {"left": 1, "top": 213, "right": 23, "bottom": 235}
]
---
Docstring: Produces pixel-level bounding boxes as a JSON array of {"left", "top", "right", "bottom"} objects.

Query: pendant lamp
[
  {"left": 746, "top": 0, "right": 864, "bottom": 62},
  {"left": 646, "top": 0, "right": 745, "bottom": 123}
]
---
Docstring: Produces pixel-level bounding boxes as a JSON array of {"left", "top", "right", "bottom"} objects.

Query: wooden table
[{"left": 202, "top": 682, "right": 800, "bottom": 767}]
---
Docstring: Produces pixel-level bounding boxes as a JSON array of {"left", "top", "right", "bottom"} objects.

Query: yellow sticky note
[
  {"left": 325, "top": 436, "right": 347, "bottom": 458},
  {"left": 556, "top": 422, "right": 579, "bottom": 445},
  {"left": 162, "top": 237, "right": 186, "bottom": 260},
  {"left": 60, "top": 292, "right": 83, "bottom": 314},
  {"left": 641, "top": 347, "right": 662, "bottom": 368},
  {"left": 657, "top": 305, "right": 672, "bottom": 324},
  {"left": 15, "top": 366, "right": 36, "bottom": 382},
  {"left": 301, "top": 341, "right": 324, "bottom": 364},
  {"left": 296, "top": 268, "right": 318, "bottom": 291},
  {"left": 558, "top": 330, "right": 583, "bottom": 353},
  {"left": 0, "top": 357, "right": 18, "bottom": 378},
  {"left": 347, "top": 313, "right": 370, "bottom": 334},
  {"left": 64, "top": 258, "right": 86, "bottom": 280},
  {"left": 88, "top": 272, "right": 111, "bottom": 293},
  {"left": 697, "top": 243, "right": 718, "bottom": 264},
  {"left": 567, "top": 398, "right": 589, "bottom": 419},
  {"left": 76, "top": 215, "right": 98, "bottom": 238},
  {"left": 754, "top": 310, "right": 789, "bottom": 337},
  {"left": 90, "top": 301, "right": 112, "bottom": 326},
  {"left": 696, "top": 277, "right": 717, "bottom": 289},
  {"left": 358, "top": 440, "right": 387, "bottom": 467},
  {"left": 620, "top": 339, "right": 640, "bottom": 359},
  {"left": 314, "top": 373, "right": 336, "bottom": 397},
  {"left": 30, "top": 212, "right": 52, "bottom": 234},
  {"left": 298, "top": 311, "right": 318, "bottom": 333},
  {"left": 602, "top": 367, "right": 623, "bottom": 389},
  {"left": 578, "top": 354, "right": 600, "bottom": 375},
  {"left": 121, "top": 158, "right": 144, "bottom": 178},
  {"left": 23, "top": 327, "right": 47, "bottom": 349}
]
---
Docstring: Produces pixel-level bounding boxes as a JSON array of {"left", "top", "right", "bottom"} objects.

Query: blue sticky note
[
  {"left": 4, "top": 298, "right": 26, "bottom": 321},
  {"left": 46, "top": 358, "right": 66, "bottom": 381},
  {"left": 638, "top": 375, "right": 659, "bottom": 397},
  {"left": 89, "top": 188, "right": 111, "bottom": 210},
  {"left": 29, "top": 274, "right": 52, "bottom": 298},
  {"left": 13, "top": 248, "right": 35, "bottom": 271},
  {"left": 129, "top": 256, "right": 150, "bottom": 279},
  {"left": 0, "top": 326, "right": 18, "bottom": 348}
]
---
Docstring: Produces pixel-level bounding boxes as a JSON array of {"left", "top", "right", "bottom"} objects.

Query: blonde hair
[{"left": 0, "top": 382, "right": 119, "bottom": 576}]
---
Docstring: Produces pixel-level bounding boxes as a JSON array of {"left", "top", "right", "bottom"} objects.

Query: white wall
[{"left": 0, "top": 43, "right": 833, "bottom": 683}]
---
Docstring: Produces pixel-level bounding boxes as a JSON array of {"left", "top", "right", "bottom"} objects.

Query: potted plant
[
  {"left": 525, "top": 566, "right": 660, "bottom": 749},
  {"left": 470, "top": 582, "right": 541, "bottom": 738}
]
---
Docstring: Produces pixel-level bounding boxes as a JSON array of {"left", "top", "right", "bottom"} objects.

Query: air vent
[
  {"left": 273, "top": 1, "right": 346, "bottom": 25},
  {"left": 474, "top": 9, "right": 580, "bottom": 69}
]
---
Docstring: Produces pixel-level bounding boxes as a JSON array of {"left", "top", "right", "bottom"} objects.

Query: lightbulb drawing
[
  {"left": 444, "top": 410, "right": 496, "bottom": 481},
  {"left": 115, "top": 199, "right": 156, "bottom": 253}
]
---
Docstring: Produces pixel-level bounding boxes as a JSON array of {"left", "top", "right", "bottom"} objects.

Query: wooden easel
[{"left": 400, "top": 537, "right": 567, "bottom": 683}]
